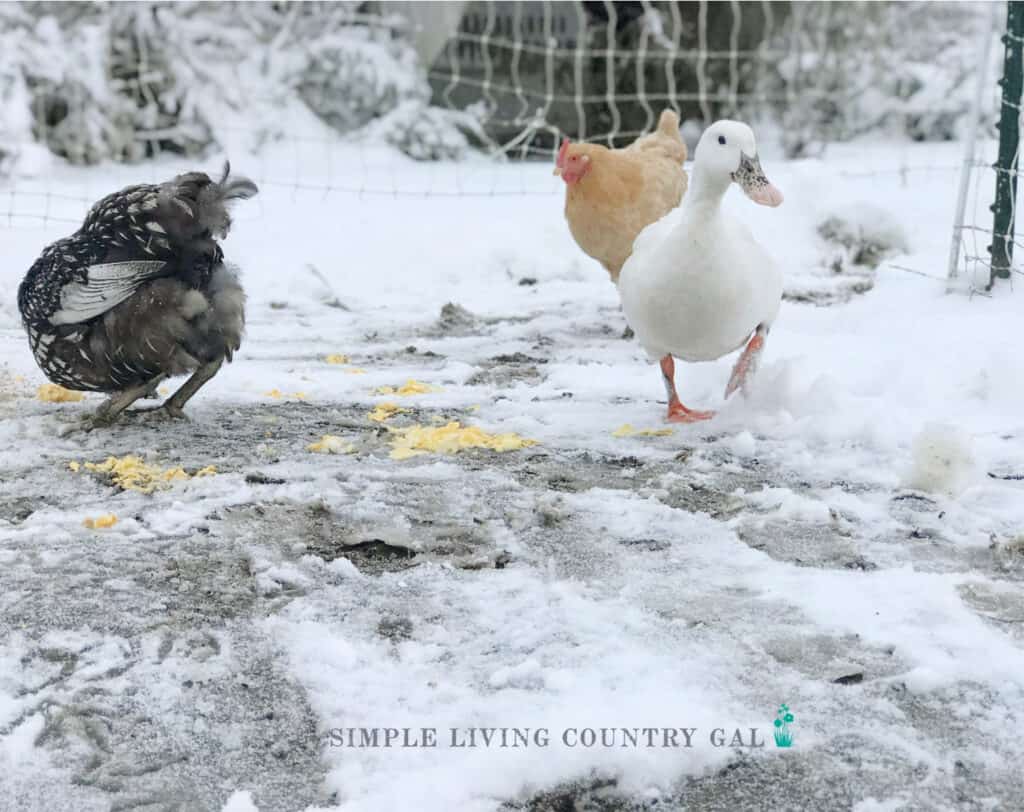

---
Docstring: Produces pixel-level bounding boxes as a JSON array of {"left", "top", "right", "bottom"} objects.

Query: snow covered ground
[{"left": 1, "top": 138, "right": 1023, "bottom": 812}]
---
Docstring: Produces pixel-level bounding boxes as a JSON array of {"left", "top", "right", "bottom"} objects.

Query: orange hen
[{"left": 555, "top": 110, "right": 688, "bottom": 282}]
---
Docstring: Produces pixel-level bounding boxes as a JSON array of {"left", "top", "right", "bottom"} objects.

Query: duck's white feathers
[{"left": 618, "top": 197, "right": 782, "bottom": 363}]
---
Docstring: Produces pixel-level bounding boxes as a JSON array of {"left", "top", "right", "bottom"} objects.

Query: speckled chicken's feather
[{"left": 17, "top": 163, "right": 257, "bottom": 393}]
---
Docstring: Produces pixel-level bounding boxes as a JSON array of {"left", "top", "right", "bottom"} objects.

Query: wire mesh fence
[
  {"left": 0, "top": 1, "right": 1000, "bottom": 238},
  {"left": 949, "top": 2, "right": 1022, "bottom": 292}
]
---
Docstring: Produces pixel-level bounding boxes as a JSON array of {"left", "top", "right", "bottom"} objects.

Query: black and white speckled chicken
[{"left": 18, "top": 163, "right": 257, "bottom": 425}]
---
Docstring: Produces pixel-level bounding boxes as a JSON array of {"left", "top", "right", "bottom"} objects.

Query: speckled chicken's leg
[
  {"left": 724, "top": 325, "right": 767, "bottom": 399},
  {"left": 160, "top": 358, "right": 224, "bottom": 418},
  {"left": 90, "top": 374, "right": 168, "bottom": 427},
  {"left": 660, "top": 355, "right": 715, "bottom": 423}
]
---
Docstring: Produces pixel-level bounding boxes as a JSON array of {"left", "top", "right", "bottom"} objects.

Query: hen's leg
[
  {"left": 91, "top": 374, "right": 167, "bottom": 427},
  {"left": 724, "top": 325, "right": 767, "bottom": 399},
  {"left": 160, "top": 358, "right": 224, "bottom": 419},
  {"left": 660, "top": 355, "right": 715, "bottom": 423}
]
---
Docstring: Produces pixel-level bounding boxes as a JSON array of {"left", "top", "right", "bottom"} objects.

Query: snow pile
[
  {"left": 902, "top": 423, "right": 978, "bottom": 497},
  {"left": 222, "top": 790, "right": 260, "bottom": 812}
]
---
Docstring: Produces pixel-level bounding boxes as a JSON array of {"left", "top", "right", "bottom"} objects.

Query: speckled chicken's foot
[
  {"left": 129, "top": 402, "right": 188, "bottom": 422},
  {"left": 161, "top": 358, "right": 225, "bottom": 418},
  {"left": 128, "top": 359, "right": 225, "bottom": 421},
  {"left": 87, "top": 375, "right": 169, "bottom": 430}
]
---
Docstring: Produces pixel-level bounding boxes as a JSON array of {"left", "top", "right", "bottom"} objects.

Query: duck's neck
[{"left": 684, "top": 164, "right": 730, "bottom": 219}]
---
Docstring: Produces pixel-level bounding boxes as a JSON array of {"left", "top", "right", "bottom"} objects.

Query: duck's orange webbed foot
[
  {"left": 667, "top": 402, "right": 716, "bottom": 423},
  {"left": 725, "top": 328, "right": 767, "bottom": 399},
  {"left": 660, "top": 354, "right": 715, "bottom": 424}
]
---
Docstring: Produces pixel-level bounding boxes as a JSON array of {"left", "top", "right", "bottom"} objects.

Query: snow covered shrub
[
  {"left": 817, "top": 205, "right": 909, "bottom": 270},
  {"left": 1, "top": 1, "right": 478, "bottom": 166},
  {"left": 792, "top": 204, "right": 910, "bottom": 304},
  {"left": 0, "top": 8, "right": 22, "bottom": 175},
  {"left": 26, "top": 16, "right": 138, "bottom": 165},
  {"left": 294, "top": 10, "right": 485, "bottom": 161},
  {"left": 0, "top": 2, "right": 216, "bottom": 167},
  {"left": 759, "top": 2, "right": 992, "bottom": 157},
  {"left": 105, "top": 3, "right": 215, "bottom": 159},
  {"left": 0, "top": 5, "right": 128, "bottom": 167},
  {"left": 297, "top": 22, "right": 425, "bottom": 134},
  {"left": 358, "top": 101, "right": 486, "bottom": 162},
  {"left": 0, "top": 65, "right": 24, "bottom": 176}
]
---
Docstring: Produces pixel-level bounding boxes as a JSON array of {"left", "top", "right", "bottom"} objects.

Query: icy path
[{"left": 2, "top": 146, "right": 1024, "bottom": 810}]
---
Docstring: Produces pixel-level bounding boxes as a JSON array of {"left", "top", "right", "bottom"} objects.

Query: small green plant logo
[{"left": 773, "top": 703, "right": 795, "bottom": 747}]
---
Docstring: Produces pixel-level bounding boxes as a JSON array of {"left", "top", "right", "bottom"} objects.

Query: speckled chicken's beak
[{"left": 733, "top": 152, "right": 783, "bottom": 207}]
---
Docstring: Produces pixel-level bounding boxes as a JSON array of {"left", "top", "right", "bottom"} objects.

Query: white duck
[{"left": 617, "top": 120, "right": 783, "bottom": 423}]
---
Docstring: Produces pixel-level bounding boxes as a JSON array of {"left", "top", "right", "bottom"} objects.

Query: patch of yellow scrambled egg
[
  {"left": 84, "top": 513, "right": 118, "bottom": 529},
  {"left": 368, "top": 402, "right": 407, "bottom": 423},
  {"left": 612, "top": 424, "right": 674, "bottom": 438},
  {"left": 374, "top": 379, "right": 440, "bottom": 396},
  {"left": 389, "top": 421, "right": 537, "bottom": 461},
  {"left": 70, "top": 455, "right": 217, "bottom": 493},
  {"left": 307, "top": 435, "right": 355, "bottom": 454},
  {"left": 37, "top": 384, "right": 84, "bottom": 403}
]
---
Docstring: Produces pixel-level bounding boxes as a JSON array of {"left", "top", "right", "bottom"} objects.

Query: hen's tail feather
[
  {"left": 656, "top": 109, "right": 680, "bottom": 137},
  {"left": 655, "top": 109, "right": 687, "bottom": 163}
]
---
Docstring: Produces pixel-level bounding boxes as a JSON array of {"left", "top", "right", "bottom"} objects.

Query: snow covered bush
[
  {"left": 758, "top": 2, "right": 994, "bottom": 158},
  {"left": 358, "top": 101, "right": 487, "bottom": 162},
  {"left": 297, "top": 22, "right": 425, "bottom": 134},
  {"left": 106, "top": 4, "right": 215, "bottom": 159},
  {"left": 27, "top": 14, "right": 137, "bottom": 165},
  {"left": 0, "top": 1, "right": 480, "bottom": 170},
  {"left": 817, "top": 204, "right": 910, "bottom": 271},
  {"left": 2, "top": 1, "right": 991, "bottom": 170},
  {"left": 0, "top": 3, "right": 216, "bottom": 168},
  {"left": 1, "top": 5, "right": 51, "bottom": 176},
  {"left": 294, "top": 11, "right": 485, "bottom": 160}
]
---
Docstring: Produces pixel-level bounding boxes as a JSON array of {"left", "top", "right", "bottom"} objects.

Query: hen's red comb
[{"left": 556, "top": 137, "right": 570, "bottom": 168}]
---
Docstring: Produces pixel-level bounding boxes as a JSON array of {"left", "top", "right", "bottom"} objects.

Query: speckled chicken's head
[
  {"left": 697, "top": 121, "right": 783, "bottom": 207},
  {"left": 162, "top": 162, "right": 259, "bottom": 240},
  {"left": 553, "top": 139, "right": 595, "bottom": 185}
]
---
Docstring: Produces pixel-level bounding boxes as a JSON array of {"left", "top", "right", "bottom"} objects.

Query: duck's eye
[{"left": 718, "top": 135, "right": 727, "bottom": 145}]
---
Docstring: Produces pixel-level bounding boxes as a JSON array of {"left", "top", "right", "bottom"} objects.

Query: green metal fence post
[{"left": 990, "top": 1, "right": 1024, "bottom": 287}]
